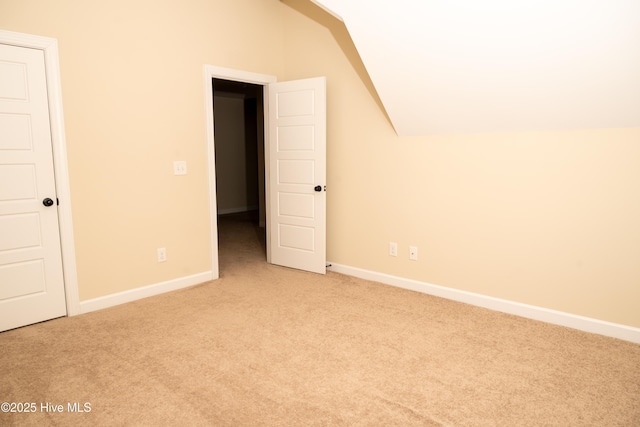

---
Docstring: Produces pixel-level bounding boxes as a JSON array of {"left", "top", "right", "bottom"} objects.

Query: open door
[{"left": 267, "top": 77, "right": 326, "bottom": 274}]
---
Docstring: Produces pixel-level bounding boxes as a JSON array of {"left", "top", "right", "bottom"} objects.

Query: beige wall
[
  {"left": 2, "top": 0, "right": 638, "bottom": 328},
  {"left": 0, "top": 0, "right": 285, "bottom": 300},
  {"left": 281, "top": 0, "right": 640, "bottom": 328}
]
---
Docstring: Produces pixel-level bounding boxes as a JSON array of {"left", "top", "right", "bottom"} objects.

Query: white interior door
[
  {"left": 267, "top": 77, "right": 326, "bottom": 274},
  {"left": 0, "top": 43, "right": 67, "bottom": 331}
]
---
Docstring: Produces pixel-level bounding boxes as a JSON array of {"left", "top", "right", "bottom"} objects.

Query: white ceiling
[{"left": 310, "top": 0, "right": 640, "bottom": 135}]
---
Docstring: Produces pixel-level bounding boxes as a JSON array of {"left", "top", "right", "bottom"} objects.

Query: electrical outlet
[
  {"left": 389, "top": 242, "right": 398, "bottom": 257},
  {"left": 157, "top": 247, "right": 167, "bottom": 263},
  {"left": 173, "top": 160, "right": 187, "bottom": 175},
  {"left": 409, "top": 246, "right": 418, "bottom": 261}
]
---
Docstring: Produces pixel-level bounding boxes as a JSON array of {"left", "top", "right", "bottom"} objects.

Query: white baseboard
[
  {"left": 328, "top": 263, "right": 640, "bottom": 344},
  {"left": 79, "top": 271, "right": 213, "bottom": 315}
]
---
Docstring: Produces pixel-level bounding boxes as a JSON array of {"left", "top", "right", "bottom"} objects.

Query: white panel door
[
  {"left": 267, "top": 77, "right": 326, "bottom": 274},
  {"left": 0, "top": 43, "right": 66, "bottom": 331}
]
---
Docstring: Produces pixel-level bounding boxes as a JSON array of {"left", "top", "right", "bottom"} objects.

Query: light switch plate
[
  {"left": 389, "top": 242, "right": 398, "bottom": 257},
  {"left": 173, "top": 161, "right": 187, "bottom": 175}
]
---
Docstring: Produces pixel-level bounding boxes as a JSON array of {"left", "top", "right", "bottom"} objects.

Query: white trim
[
  {"left": 79, "top": 272, "right": 213, "bottom": 314},
  {"left": 263, "top": 84, "right": 273, "bottom": 264},
  {"left": 205, "top": 65, "right": 277, "bottom": 86},
  {"left": 203, "top": 65, "right": 277, "bottom": 277},
  {"left": 0, "top": 30, "right": 80, "bottom": 316},
  {"left": 328, "top": 263, "right": 640, "bottom": 344}
]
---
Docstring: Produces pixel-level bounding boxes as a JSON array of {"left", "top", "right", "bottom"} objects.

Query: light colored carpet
[{"left": 1, "top": 212, "right": 639, "bottom": 426}]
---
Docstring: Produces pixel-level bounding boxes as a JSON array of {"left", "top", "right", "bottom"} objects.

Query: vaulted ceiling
[{"left": 310, "top": 0, "right": 640, "bottom": 135}]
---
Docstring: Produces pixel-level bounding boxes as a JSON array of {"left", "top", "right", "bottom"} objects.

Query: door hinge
[{"left": 56, "top": 198, "right": 59, "bottom": 206}]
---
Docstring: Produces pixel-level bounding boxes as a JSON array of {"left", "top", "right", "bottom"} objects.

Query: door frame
[
  {"left": 203, "top": 65, "right": 276, "bottom": 278},
  {"left": 0, "top": 30, "right": 80, "bottom": 315}
]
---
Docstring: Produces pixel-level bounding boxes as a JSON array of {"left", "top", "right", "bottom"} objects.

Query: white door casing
[
  {"left": 203, "top": 66, "right": 327, "bottom": 276},
  {"left": 0, "top": 43, "right": 67, "bottom": 331},
  {"left": 267, "top": 77, "right": 327, "bottom": 274},
  {"left": 203, "top": 65, "right": 276, "bottom": 280}
]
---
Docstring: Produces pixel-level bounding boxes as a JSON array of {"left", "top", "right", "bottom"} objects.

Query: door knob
[
  {"left": 43, "top": 198, "right": 55, "bottom": 207},
  {"left": 314, "top": 185, "right": 322, "bottom": 192}
]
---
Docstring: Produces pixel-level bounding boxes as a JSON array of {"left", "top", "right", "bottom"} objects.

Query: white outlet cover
[{"left": 173, "top": 161, "right": 187, "bottom": 175}]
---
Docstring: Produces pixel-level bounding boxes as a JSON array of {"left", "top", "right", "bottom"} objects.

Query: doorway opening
[
  {"left": 212, "top": 78, "right": 267, "bottom": 271},
  {"left": 204, "top": 66, "right": 326, "bottom": 277}
]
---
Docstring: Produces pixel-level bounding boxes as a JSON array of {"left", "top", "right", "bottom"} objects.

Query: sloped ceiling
[{"left": 310, "top": 0, "right": 640, "bottom": 135}]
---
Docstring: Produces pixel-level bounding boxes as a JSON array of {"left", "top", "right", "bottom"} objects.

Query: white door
[
  {"left": 267, "top": 77, "right": 326, "bottom": 274},
  {"left": 0, "top": 43, "right": 67, "bottom": 331}
]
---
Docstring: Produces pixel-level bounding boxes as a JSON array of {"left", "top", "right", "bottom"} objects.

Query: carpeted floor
[{"left": 1, "top": 212, "right": 639, "bottom": 426}]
